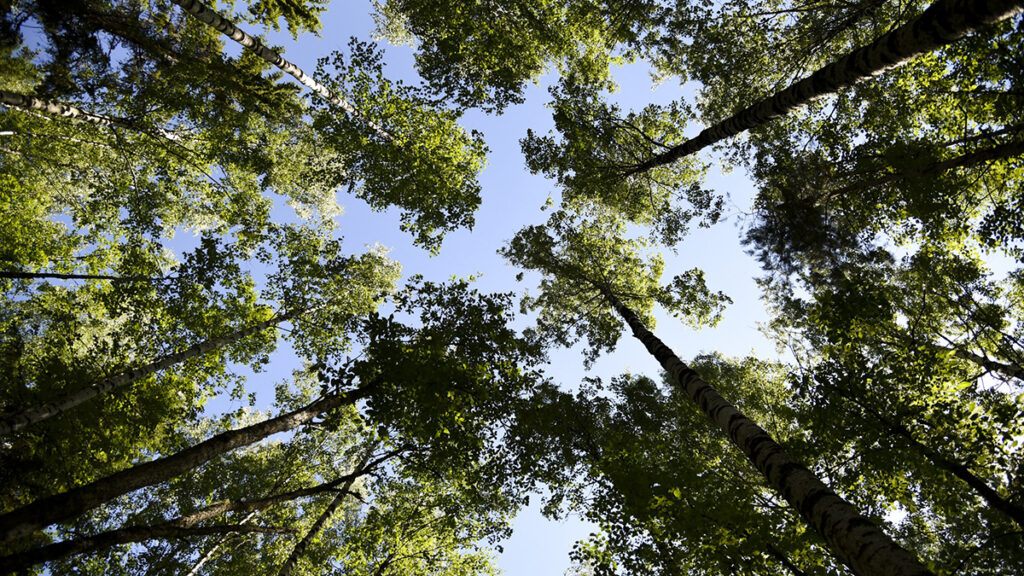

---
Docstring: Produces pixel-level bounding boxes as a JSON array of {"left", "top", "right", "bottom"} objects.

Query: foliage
[
  {"left": 521, "top": 70, "right": 722, "bottom": 246},
  {"left": 4, "top": 0, "right": 1024, "bottom": 574},
  {"left": 537, "top": 357, "right": 845, "bottom": 576},
  {"left": 502, "top": 209, "right": 730, "bottom": 365},
  {"left": 312, "top": 40, "right": 489, "bottom": 253},
  {"left": 371, "top": 0, "right": 662, "bottom": 112}
]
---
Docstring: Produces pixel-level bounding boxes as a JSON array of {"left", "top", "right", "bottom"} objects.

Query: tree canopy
[{"left": 2, "top": 0, "right": 1023, "bottom": 574}]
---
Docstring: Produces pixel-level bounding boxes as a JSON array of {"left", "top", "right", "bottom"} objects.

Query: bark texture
[
  {"left": 952, "top": 348, "right": 1024, "bottom": 382},
  {"left": 0, "top": 90, "right": 177, "bottom": 140},
  {"left": 0, "top": 271, "right": 167, "bottom": 282},
  {"left": 0, "top": 464, "right": 374, "bottom": 573},
  {"left": 0, "top": 383, "right": 377, "bottom": 544},
  {"left": 600, "top": 288, "right": 934, "bottom": 576},
  {"left": 0, "top": 310, "right": 296, "bottom": 435},
  {"left": 626, "top": 0, "right": 1024, "bottom": 175},
  {"left": 168, "top": 0, "right": 391, "bottom": 139},
  {"left": 182, "top": 453, "right": 387, "bottom": 576}
]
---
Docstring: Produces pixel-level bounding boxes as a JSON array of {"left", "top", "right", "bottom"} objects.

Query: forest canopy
[{"left": 1, "top": 0, "right": 1023, "bottom": 575}]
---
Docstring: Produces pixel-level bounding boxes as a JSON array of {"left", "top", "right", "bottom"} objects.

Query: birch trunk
[
  {"left": 0, "top": 90, "right": 177, "bottom": 140},
  {"left": 184, "top": 451, "right": 384, "bottom": 575},
  {"left": 184, "top": 514, "right": 256, "bottom": 576},
  {"left": 168, "top": 0, "right": 391, "bottom": 139},
  {"left": 0, "top": 382, "right": 377, "bottom": 544},
  {"left": 0, "top": 271, "right": 168, "bottom": 282},
  {"left": 765, "top": 541, "right": 810, "bottom": 576},
  {"left": 893, "top": 423, "right": 1024, "bottom": 528},
  {"left": 0, "top": 308, "right": 302, "bottom": 435},
  {"left": 0, "top": 461, "right": 378, "bottom": 572},
  {"left": 953, "top": 348, "right": 1024, "bottom": 382},
  {"left": 625, "top": 0, "right": 1024, "bottom": 176},
  {"left": 825, "top": 138, "right": 1024, "bottom": 199},
  {"left": 599, "top": 288, "right": 933, "bottom": 576},
  {"left": 277, "top": 453, "right": 369, "bottom": 576}
]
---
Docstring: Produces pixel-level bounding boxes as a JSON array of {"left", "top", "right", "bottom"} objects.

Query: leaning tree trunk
[
  {"left": 624, "top": 0, "right": 1024, "bottom": 176},
  {"left": 599, "top": 288, "right": 934, "bottom": 576},
  {"left": 828, "top": 382, "right": 1024, "bottom": 528},
  {"left": 826, "top": 138, "right": 1024, "bottom": 199},
  {"left": 0, "top": 523, "right": 292, "bottom": 573},
  {"left": 168, "top": 0, "right": 391, "bottom": 139},
  {"left": 277, "top": 452, "right": 371, "bottom": 576},
  {"left": 0, "top": 90, "right": 178, "bottom": 140},
  {"left": 0, "top": 459, "right": 381, "bottom": 573},
  {"left": 0, "top": 382, "right": 378, "bottom": 544},
  {"left": 0, "top": 271, "right": 169, "bottom": 282},
  {"left": 887, "top": 419, "right": 1024, "bottom": 529},
  {"left": 953, "top": 347, "right": 1024, "bottom": 382},
  {"left": 0, "top": 306, "right": 315, "bottom": 435}
]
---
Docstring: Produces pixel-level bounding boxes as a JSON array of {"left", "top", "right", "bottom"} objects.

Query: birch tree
[
  {"left": 521, "top": 0, "right": 1023, "bottom": 221},
  {"left": 502, "top": 211, "right": 934, "bottom": 576},
  {"left": 532, "top": 361, "right": 843, "bottom": 576},
  {"left": 0, "top": 231, "right": 398, "bottom": 512},
  {"left": 0, "top": 280, "right": 548, "bottom": 574}
]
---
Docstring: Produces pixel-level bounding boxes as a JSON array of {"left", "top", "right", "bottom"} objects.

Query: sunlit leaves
[
  {"left": 312, "top": 40, "right": 488, "bottom": 253},
  {"left": 372, "top": 0, "right": 658, "bottom": 112},
  {"left": 502, "top": 209, "right": 730, "bottom": 365},
  {"left": 522, "top": 75, "right": 721, "bottom": 246}
]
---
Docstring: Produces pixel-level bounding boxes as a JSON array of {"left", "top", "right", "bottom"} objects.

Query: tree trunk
[
  {"left": 0, "top": 523, "right": 293, "bottom": 573},
  {"left": 277, "top": 452, "right": 370, "bottom": 576},
  {"left": 952, "top": 347, "right": 1024, "bottom": 382},
  {"left": 72, "top": 5, "right": 287, "bottom": 115},
  {"left": 0, "top": 271, "right": 168, "bottom": 282},
  {"left": 826, "top": 138, "right": 1024, "bottom": 199},
  {"left": 828, "top": 383, "right": 1024, "bottom": 528},
  {"left": 168, "top": 0, "right": 391, "bottom": 139},
  {"left": 625, "top": 0, "right": 1024, "bottom": 176},
  {"left": 0, "top": 90, "right": 177, "bottom": 140},
  {"left": 892, "top": 423, "right": 1024, "bottom": 528},
  {"left": 182, "top": 449, "right": 392, "bottom": 575},
  {"left": 599, "top": 288, "right": 933, "bottom": 576},
  {"left": 765, "top": 541, "right": 810, "bottom": 576},
  {"left": 0, "top": 308, "right": 302, "bottom": 435},
  {"left": 184, "top": 515, "right": 255, "bottom": 576},
  {"left": 0, "top": 382, "right": 378, "bottom": 544},
  {"left": 0, "top": 458, "right": 382, "bottom": 572}
]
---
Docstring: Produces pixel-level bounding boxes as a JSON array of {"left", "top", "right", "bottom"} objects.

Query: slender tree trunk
[
  {"left": 826, "top": 138, "right": 1024, "bottom": 198},
  {"left": 765, "top": 541, "right": 810, "bottom": 576},
  {"left": 277, "top": 452, "right": 371, "bottom": 576},
  {"left": 0, "top": 382, "right": 378, "bottom": 544},
  {"left": 73, "top": 6, "right": 286, "bottom": 113},
  {"left": 0, "top": 457, "right": 383, "bottom": 573},
  {"left": 168, "top": 0, "right": 392, "bottom": 139},
  {"left": 184, "top": 514, "right": 256, "bottom": 576},
  {"left": 624, "top": 0, "right": 1024, "bottom": 176},
  {"left": 0, "top": 271, "right": 168, "bottom": 282},
  {"left": 0, "top": 308, "right": 303, "bottom": 435},
  {"left": 0, "top": 90, "right": 177, "bottom": 140},
  {"left": 829, "top": 383, "right": 1024, "bottom": 528},
  {"left": 0, "top": 523, "right": 293, "bottom": 574},
  {"left": 952, "top": 347, "right": 1024, "bottom": 382},
  {"left": 892, "top": 424, "right": 1024, "bottom": 528},
  {"left": 185, "top": 476, "right": 293, "bottom": 576},
  {"left": 598, "top": 288, "right": 933, "bottom": 576}
]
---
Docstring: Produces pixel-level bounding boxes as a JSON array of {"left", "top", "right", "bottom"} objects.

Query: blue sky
[{"left": 251, "top": 2, "right": 778, "bottom": 573}]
